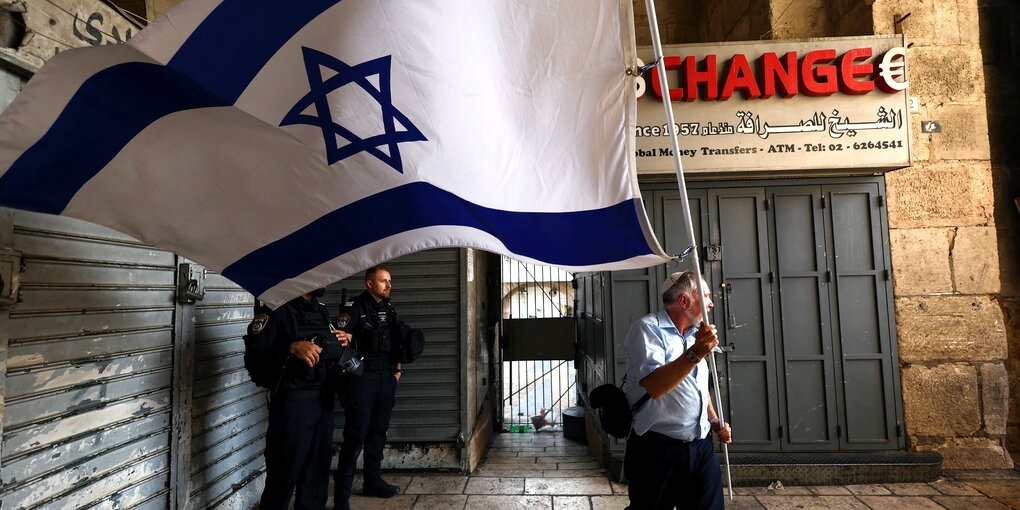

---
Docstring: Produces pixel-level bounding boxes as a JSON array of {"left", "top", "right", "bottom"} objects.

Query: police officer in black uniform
[
  {"left": 243, "top": 288, "right": 351, "bottom": 510},
  {"left": 333, "top": 267, "right": 404, "bottom": 509}
]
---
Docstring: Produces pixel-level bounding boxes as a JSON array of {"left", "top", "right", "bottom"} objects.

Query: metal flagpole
[{"left": 641, "top": 0, "right": 734, "bottom": 499}]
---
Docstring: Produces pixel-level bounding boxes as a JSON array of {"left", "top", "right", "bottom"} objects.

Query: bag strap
[
  {"left": 631, "top": 393, "right": 651, "bottom": 414},
  {"left": 621, "top": 374, "right": 652, "bottom": 415}
]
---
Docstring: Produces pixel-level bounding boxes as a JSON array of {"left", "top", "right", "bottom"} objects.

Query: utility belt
[{"left": 361, "top": 357, "right": 394, "bottom": 372}]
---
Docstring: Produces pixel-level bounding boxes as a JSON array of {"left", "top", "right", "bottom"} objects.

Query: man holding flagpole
[{"left": 623, "top": 271, "right": 732, "bottom": 510}]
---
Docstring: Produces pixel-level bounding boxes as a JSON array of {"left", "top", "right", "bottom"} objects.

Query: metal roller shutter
[
  {"left": 1, "top": 210, "right": 175, "bottom": 509},
  {"left": 325, "top": 249, "right": 463, "bottom": 448},
  {"left": 188, "top": 271, "right": 263, "bottom": 509}
]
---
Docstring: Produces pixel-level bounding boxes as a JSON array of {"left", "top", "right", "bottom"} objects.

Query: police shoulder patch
[
  {"left": 336, "top": 313, "right": 351, "bottom": 329},
  {"left": 249, "top": 314, "right": 269, "bottom": 335}
]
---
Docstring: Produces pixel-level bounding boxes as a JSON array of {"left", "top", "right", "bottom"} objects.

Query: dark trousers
[
  {"left": 259, "top": 388, "right": 334, "bottom": 510},
  {"left": 334, "top": 368, "right": 397, "bottom": 498},
  {"left": 624, "top": 431, "right": 723, "bottom": 510}
]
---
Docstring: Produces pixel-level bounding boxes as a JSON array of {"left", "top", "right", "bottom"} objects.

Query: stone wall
[
  {"left": 632, "top": 0, "right": 769, "bottom": 46},
  {"left": 873, "top": 0, "right": 1011, "bottom": 468},
  {"left": 977, "top": 0, "right": 1020, "bottom": 465}
]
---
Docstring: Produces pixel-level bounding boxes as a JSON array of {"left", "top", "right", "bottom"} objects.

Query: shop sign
[
  {"left": 635, "top": 36, "right": 910, "bottom": 175},
  {"left": 4, "top": 0, "right": 140, "bottom": 68}
]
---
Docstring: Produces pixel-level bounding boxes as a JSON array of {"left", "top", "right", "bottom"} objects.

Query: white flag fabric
[{"left": 0, "top": 0, "right": 668, "bottom": 307}]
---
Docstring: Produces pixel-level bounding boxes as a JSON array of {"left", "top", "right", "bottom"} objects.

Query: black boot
[{"left": 362, "top": 479, "right": 400, "bottom": 498}]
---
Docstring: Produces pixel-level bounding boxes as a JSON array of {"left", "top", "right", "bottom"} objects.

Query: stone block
[
  {"left": 951, "top": 227, "right": 1000, "bottom": 295},
  {"left": 915, "top": 437, "right": 1013, "bottom": 469},
  {"left": 928, "top": 103, "right": 992, "bottom": 162},
  {"left": 935, "top": 0, "right": 981, "bottom": 45},
  {"left": 770, "top": 0, "right": 829, "bottom": 39},
  {"left": 889, "top": 228, "right": 953, "bottom": 295},
  {"left": 995, "top": 223, "right": 1020, "bottom": 297},
  {"left": 901, "top": 364, "right": 980, "bottom": 436},
  {"left": 895, "top": 295, "right": 1007, "bottom": 362},
  {"left": 885, "top": 161, "right": 994, "bottom": 229},
  {"left": 873, "top": 0, "right": 938, "bottom": 47},
  {"left": 979, "top": 363, "right": 1008, "bottom": 436},
  {"left": 909, "top": 103, "right": 932, "bottom": 163},
  {"left": 907, "top": 46, "right": 985, "bottom": 103},
  {"left": 873, "top": 0, "right": 980, "bottom": 46}
]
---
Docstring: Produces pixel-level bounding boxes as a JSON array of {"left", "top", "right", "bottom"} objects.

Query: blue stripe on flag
[
  {"left": 167, "top": 0, "right": 344, "bottom": 103},
  {"left": 0, "top": 62, "right": 226, "bottom": 214},
  {"left": 223, "top": 182, "right": 653, "bottom": 297},
  {"left": 0, "top": 0, "right": 342, "bottom": 214}
]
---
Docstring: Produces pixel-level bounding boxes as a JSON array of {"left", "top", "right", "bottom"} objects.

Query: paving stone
[
  {"left": 809, "top": 486, "right": 853, "bottom": 495},
  {"left": 961, "top": 480, "right": 1020, "bottom": 509},
  {"left": 473, "top": 468, "right": 534, "bottom": 478},
  {"left": 552, "top": 496, "right": 592, "bottom": 509},
  {"left": 724, "top": 496, "right": 766, "bottom": 509},
  {"left": 841, "top": 484, "right": 892, "bottom": 495},
  {"left": 404, "top": 475, "right": 469, "bottom": 495},
  {"left": 465, "top": 495, "right": 552, "bottom": 510},
  {"left": 610, "top": 481, "right": 628, "bottom": 495},
  {"left": 771, "top": 485, "right": 811, "bottom": 493},
  {"left": 931, "top": 478, "right": 984, "bottom": 496},
  {"left": 858, "top": 496, "right": 946, "bottom": 509},
  {"left": 541, "top": 470, "right": 605, "bottom": 478},
  {"left": 883, "top": 483, "right": 941, "bottom": 496},
  {"left": 542, "top": 447, "right": 592, "bottom": 456},
  {"left": 346, "top": 494, "right": 417, "bottom": 509},
  {"left": 513, "top": 447, "right": 549, "bottom": 453},
  {"left": 590, "top": 495, "right": 629, "bottom": 510},
  {"left": 486, "top": 450, "right": 521, "bottom": 458},
  {"left": 945, "top": 470, "right": 1020, "bottom": 481},
  {"left": 491, "top": 436, "right": 535, "bottom": 445},
  {"left": 555, "top": 462, "right": 601, "bottom": 470},
  {"left": 525, "top": 477, "right": 614, "bottom": 496},
  {"left": 411, "top": 495, "right": 468, "bottom": 510},
  {"left": 735, "top": 487, "right": 771, "bottom": 495},
  {"left": 464, "top": 477, "right": 525, "bottom": 495},
  {"left": 931, "top": 495, "right": 1013, "bottom": 509},
  {"left": 484, "top": 456, "right": 541, "bottom": 465},
  {"left": 756, "top": 495, "right": 870, "bottom": 509},
  {"left": 554, "top": 456, "right": 597, "bottom": 464}
]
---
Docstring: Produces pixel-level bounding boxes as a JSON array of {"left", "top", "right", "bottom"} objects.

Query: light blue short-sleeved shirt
[{"left": 623, "top": 308, "right": 710, "bottom": 441}]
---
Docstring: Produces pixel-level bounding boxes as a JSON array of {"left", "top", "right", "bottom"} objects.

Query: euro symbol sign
[{"left": 877, "top": 47, "right": 909, "bottom": 93}]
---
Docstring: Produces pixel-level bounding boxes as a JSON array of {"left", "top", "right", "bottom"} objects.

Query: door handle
[{"left": 720, "top": 282, "right": 736, "bottom": 330}]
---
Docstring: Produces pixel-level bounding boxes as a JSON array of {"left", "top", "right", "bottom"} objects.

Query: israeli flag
[{"left": 0, "top": 0, "right": 668, "bottom": 307}]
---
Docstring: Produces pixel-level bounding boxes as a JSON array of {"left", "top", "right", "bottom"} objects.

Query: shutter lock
[
  {"left": 0, "top": 250, "right": 22, "bottom": 309},
  {"left": 177, "top": 263, "right": 207, "bottom": 304}
]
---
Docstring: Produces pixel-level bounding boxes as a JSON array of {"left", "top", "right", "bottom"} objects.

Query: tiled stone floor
[{"left": 324, "top": 432, "right": 1020, "bottom": 509}]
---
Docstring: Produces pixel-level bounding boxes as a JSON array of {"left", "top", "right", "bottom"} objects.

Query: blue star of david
[{"left": 281, "top": 47, "right": 427, "bottom": 173}]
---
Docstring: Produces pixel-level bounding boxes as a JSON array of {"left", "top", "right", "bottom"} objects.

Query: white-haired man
[{"left": 623, "top": 271, "right": 732, "bottom": 510}]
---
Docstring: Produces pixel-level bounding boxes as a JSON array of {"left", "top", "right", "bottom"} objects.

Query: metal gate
[{"left": 500, "top": 257, "right": 576, "bottom": 430}]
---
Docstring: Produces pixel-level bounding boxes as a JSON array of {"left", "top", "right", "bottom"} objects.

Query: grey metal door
[
  {"left": 708, "top": 189, "right": 782, "bottom": 451},
  {"left": 647, "top": 179, "right": 901, "bottom": 452},
  {"left": 767, "top": 186, "right": 839, "bottom": 450},
  {"left": 823, "top": 184, "right": 900, "bottom": 449}
]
